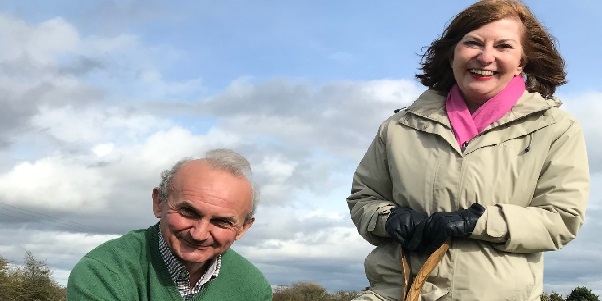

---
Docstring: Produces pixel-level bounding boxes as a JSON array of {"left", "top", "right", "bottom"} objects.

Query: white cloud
[
  {"left": 0, "top": 15, "right": 79, "bottom": 64},
  {"left": 240, "top": 226, "right": 371, "bottom": 261},
  {"left": 92, "top": 143, "right": 115, "bottom": 157},
  {"left": 196, "top": 78, "right": 422, "bottom": 160},
  {"left": 0, "top": 157, "right": 111, "bottom": 211},
  {"left": 562, "top": 92, "right": 602, "bottom": 173},
  {"left": 31, "top": 105, "right": 171, "bottom": 145}
]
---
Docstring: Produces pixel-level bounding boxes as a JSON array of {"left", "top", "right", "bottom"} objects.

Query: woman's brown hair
[{"left": 416, "top": 0, "right": 566, "bottom": 98}]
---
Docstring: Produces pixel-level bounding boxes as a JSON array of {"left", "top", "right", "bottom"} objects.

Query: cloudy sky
[{"left": 0, "top": 0, "right": 600, "bottom": 296}]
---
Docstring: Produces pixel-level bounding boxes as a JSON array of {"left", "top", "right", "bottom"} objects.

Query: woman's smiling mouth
[{"left": 469, "top": 69, "right": 496, "bottom": 76}]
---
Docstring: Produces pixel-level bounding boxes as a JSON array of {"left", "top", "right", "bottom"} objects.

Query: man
[{"left": 67, "top": 148, "right": 272, "bottom": 300}]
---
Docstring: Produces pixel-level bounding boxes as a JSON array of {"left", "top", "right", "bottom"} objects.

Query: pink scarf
[{"left": 446, "top": 75, "right": 526, "bottom": 147}]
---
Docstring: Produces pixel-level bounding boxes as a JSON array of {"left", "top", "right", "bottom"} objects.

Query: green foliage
[
  {"left": 566, "top": 286, "right": 600, "bottom": 301},
  {"left": 0, "top": 256, "right": 15, "bottom": 301},
  {"left": 330, "top": 290, "right": 358, "bottom": 300},
  {"left": 273, "top": 285, "right": 600, "bottom": 301},
  {"left": 542, "top": 291, "right": 565, "bottom": 301},
  {"left": 272, "top": 281, "right": 358, "bottom": 301},
  {"left": 0, "top": 251, "right": 66, "bottom": 301}
]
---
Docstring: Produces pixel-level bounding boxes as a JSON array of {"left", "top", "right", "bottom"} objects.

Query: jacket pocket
[{"left": 450, "top": 239, "right": 540, "bottom": 300}]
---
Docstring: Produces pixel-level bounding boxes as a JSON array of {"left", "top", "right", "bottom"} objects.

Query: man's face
[{"left": 152, "top": 160, "right": 254, "bottom": 268}]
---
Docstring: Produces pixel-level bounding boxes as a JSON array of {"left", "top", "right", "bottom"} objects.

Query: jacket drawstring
[
  {"left": 524, "top": 133, "right": 533, "bottom": 153},
  {"left": 394, "top": 107, "right": 408, "bottom": 113}
]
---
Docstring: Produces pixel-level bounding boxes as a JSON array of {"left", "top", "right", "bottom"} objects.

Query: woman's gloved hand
[
  {"left": 385, "top": 207, "right": 427, "bottom": 251},
  {"left": 413, "top": 203, "right": 486, "bottom": 254}
]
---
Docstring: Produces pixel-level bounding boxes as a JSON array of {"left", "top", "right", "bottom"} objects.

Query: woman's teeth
[{"left": 469, "top": 69, "right": 494, "bottom": 76}]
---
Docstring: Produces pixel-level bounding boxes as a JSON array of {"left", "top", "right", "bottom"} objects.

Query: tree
[
  {"left": 272, "top": 281, "right": 357, "bottom": 301},
  {"left": 542, "top": 292, "right": 565, "bottom": 301},
  {"left": 0, "top": 255, "right": 14, "bottom": 301},
  {"left": 566, "top": 286, "right": 600, "bottom": 301},
  {"left": 331, "top": 290, "right": 358, "bottom": 301},
  {"left": 0, "top": 251, "right": 66, "bottom": 301},
  {"left": 273, "top": 282, "right": 329, "bottom": 301}
]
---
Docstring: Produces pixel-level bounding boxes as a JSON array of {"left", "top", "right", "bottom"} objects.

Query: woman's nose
[{"left": 477, "top": 47, "right": 495, "bottom": 64}]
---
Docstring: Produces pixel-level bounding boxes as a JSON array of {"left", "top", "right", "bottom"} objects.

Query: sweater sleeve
[
  {"left": 347, "top": 120, "right": 397, "bottom": 246},
  {"left": 208, "top": 249, "right": 273, "bottom": 301},
  {"left": 258, "top": 280, "right": 273, "bottom": 301},
  {"left": 67, "top": 256, "right": 128, "bottom": 301},
  {"left": 471, "top": 118, "right": 590, "bottom": 253}
]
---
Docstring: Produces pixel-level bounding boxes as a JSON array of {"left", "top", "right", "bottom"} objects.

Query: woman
[{"left": 347, "top": 1, "right": 590, "bottom": 300}]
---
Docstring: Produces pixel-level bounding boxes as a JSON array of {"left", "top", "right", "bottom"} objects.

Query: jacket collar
[
  {"left": 398, "top": 89, "right": 561, "bottom": 154},
  {"left": 404, "top": 90, "right": 451, "bottom": 128},
  {"left": 403, "top": 89, "right": 560, "bottom": 126},
  {"left": 490, "top": 91, "right": 561, "bottom": 129}
]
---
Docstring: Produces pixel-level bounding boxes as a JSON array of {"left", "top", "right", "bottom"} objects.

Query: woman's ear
[{"left": 517, "top": 57, "right": 527, "bottom": 75}]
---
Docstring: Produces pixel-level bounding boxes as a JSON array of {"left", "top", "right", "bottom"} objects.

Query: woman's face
[{"left": 451, "top": 18, "right": 525, "bottom": 110}]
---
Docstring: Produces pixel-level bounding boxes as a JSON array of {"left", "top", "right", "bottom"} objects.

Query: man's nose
[{"left": 189, "top": 219, "right": 212, "bottom": 241}]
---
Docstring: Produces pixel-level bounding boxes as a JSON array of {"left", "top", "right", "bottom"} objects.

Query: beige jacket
[{"left": 347, "top": 90, "right": 590, "bottom": 301}]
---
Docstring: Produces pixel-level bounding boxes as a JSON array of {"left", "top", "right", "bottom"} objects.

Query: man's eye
[
  {"left": 178, "top": 207, "right": 197, "bottom": 218},
  {"left": 213, "top": 219, "right": 233, "bottom": 228}
]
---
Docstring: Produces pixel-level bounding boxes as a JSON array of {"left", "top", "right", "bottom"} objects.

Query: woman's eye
[
  {"left": 496, "top": 43, "right": 513, "bottom": 49},
  {"left": 463, "top": 40, "right": 480, "bottom": 47}
]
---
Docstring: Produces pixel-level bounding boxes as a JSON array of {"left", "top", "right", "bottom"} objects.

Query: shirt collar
[{"left": 157, "top": 227, "right": 221, "bottom": 298}]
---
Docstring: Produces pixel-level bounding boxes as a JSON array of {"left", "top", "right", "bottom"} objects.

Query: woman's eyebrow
[
  {"left": 462, "top": 34, "right": 480, "bottom": 40},
  {"left": 496, "top": 38, "right": 518, "bottom": 44},
  {"left": 462, "top": 35, "right": 518, "bottom": 43}
]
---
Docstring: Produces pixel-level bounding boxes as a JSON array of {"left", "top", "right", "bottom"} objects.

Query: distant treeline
[
  {"left": 1, "top": 251, "right": 599, "bottom": 301},
  {"left": 273, "top": 281, "right": 600, "bottom": 301}
]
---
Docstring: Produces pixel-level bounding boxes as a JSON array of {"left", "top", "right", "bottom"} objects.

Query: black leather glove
[
  {"left": 385, "top": 207, "right": 427, "bottom": 251},
  {"left": 412, "top": 203, "right": 486, "bottom": 254}
]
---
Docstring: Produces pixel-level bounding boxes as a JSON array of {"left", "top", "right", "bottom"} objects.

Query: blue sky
[{"left": 0, "top": 0, "right": 600, "bottom": 296}]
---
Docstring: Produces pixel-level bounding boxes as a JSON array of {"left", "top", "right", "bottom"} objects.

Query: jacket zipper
[{"left": 461, "top": 141, "right": 469, "bottom": 153}]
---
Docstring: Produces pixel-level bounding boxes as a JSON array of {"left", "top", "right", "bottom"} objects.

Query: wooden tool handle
[{"left": 401, "top": 240, "right": 451, "bottom": 301}]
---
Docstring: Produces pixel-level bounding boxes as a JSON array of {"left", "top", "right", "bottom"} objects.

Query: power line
[
  {"left": 0, "top": 210, "right": 100, "bottom": 234},
  {"left": 0, "top": 202, "right": 107, "bottom": 234}
]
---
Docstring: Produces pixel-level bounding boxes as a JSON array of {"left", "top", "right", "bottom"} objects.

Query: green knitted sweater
[{"left": 67, "top": 224, "right": 272, "bottom": 300}]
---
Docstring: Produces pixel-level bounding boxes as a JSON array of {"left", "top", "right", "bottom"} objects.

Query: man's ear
[
  {"left": 152, "top": 188, "right": 163, "bottom": 218},
  {"left": 235, "top": 216, "right": 255, "bottom": 240}
]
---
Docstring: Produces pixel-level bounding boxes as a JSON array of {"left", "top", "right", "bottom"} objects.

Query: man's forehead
[
  {"left": 168, "top": 162, "right": 252, "bottom": 213},
  {"left": 174, "top": 159, "right": 211, "bottom": 176}
]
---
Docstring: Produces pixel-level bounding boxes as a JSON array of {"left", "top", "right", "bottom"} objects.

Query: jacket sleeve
[
  {"left": 67, "top": 256, "right": 127, "bottom": 301},
  {"left": 347, "top": 120, "right": 397, "bottom": 246},
  {"left": 471, "top": 118, "right": 590, "bottom": 253}
]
